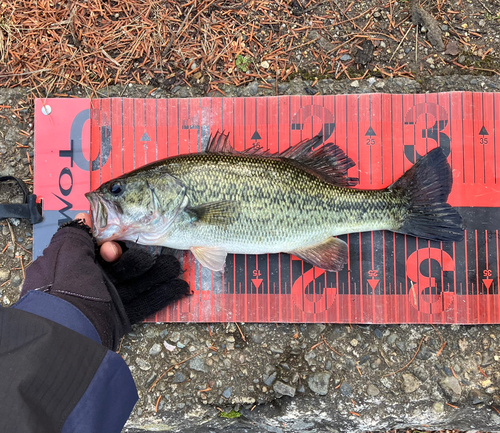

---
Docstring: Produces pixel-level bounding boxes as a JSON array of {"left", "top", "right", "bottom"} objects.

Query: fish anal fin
[
  {"left": 290, "top": 237, "right": 348, "bottom": 272},
  {"left": 191, "top": 246, "right": 227, "bottom": 272},
  {"left": 187, "top": 201, "right": 239, "bottom": 226}
]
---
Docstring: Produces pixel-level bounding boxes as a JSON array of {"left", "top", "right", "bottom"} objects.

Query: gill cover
[{"left": 86, "top": 171, "right": 187, "bottom": 244}]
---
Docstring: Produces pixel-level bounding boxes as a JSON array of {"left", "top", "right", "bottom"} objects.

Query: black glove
[
  {"left": 21, "top": 220, "right": 190, "bottom": 350},
  {"left": 100, "top": 246, "right": 191, "bottom": 324}
]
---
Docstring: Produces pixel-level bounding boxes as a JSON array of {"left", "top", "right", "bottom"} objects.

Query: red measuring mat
[{"left": 34, "top": 93, "right": 500, "bottom": 324}]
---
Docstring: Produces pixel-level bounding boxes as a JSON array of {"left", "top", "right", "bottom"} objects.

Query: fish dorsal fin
[
  {"left": 187, "top": 201, "right": 239, "bottom": 226},
  {"left": 190, "top": 246, "right": 227, "bottom": 272},
  {"left": 205, "top": 131, "right": 273, "bottom": 156},
  {"left": 280, "top": 136, "right": 358, "bottom": 186},
  {"left": 205, "top": 131, "right": 236, "bottom": 154},
  {"left": 290, "top": 237, "right": 348, "bottom": 272},
  {"left": 206, "top": 131, "right": 357, "bottom": 186}
]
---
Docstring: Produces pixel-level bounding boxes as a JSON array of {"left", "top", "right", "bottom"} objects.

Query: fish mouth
[{"left": 85, "top": 193, "right": 111, "bottom": 237}]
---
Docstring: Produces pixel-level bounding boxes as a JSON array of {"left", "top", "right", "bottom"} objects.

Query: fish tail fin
[{"left": 389, "top": 147, "right": 464, "bottom": 242}]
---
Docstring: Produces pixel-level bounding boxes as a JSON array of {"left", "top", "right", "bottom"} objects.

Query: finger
[
  {"left": 100, "top": 241, "right": 123, "bottom": 262},
  {"left": 75, "top": 212, "right": 92, "bottom": 229}
]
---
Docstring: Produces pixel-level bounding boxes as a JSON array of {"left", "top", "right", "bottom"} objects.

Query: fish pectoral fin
[
  {"left": 187, "top": 201, "right": 239, "bottom": 226},
  {"left": 290, "top": 237, "right": 348, "bottom": 272},
  {"left": 190, "top": 246, "right": 227, "bottom": 272}
]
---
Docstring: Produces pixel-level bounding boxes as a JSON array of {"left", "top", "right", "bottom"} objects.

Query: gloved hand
[{"left": 21, "top": 215, "right": 190, "bottom": 350}]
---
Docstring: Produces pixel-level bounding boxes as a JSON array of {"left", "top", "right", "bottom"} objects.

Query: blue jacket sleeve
[{"left": 0, "top": 291, "right": 138, "bottom": 433}]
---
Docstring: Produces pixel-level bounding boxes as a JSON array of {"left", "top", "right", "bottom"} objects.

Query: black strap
[{"left": 0, "top": 176, "right": 43, "bottom": 224}]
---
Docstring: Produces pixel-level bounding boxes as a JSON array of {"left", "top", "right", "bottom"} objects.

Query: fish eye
[{"left": 109, "top": 182, "right": 123, "bottom": 195}]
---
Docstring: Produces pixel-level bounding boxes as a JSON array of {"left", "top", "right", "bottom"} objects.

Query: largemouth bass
[{"left": 86, "top": 132, "right": 464, "bottom": 272}]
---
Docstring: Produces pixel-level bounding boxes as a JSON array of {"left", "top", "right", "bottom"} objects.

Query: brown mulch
[{"left": 0, "top": 0, "right": 498, "bottom": 96}]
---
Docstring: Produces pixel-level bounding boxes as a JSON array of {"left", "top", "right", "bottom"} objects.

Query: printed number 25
[{"left": 366, "top": 138, "right": 375, "bottom": 145}]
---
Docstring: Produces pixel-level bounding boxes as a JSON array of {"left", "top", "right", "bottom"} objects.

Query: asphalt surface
[{"left": 1, "top": 75, "right": 500, "bottom": 432}]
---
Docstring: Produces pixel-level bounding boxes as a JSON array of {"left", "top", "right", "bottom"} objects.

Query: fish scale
[{"left": 159, "top": 153, "right": 400, "bottom": 250}]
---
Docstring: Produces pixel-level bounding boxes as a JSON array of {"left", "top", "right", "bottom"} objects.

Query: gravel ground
[{"left": 1, "top": 73, "right": 500, "bottom": 432}]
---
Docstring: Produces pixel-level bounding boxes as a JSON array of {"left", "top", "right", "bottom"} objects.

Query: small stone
[
  {"left": 481, "top": 379, "right": 493, "bottom": 388},
  {"left": 260, "top": 61, "right": 270, "bottom": 69},
  {"left": 308, "top": 373, "right": 331, "bottom": 396},
  {"left": 163, "top": 341, "right": 176, "bottom": 351},
  {"left": 222, "top": 387, "right": 232, "bottom": 399},
  {"left": 227, "top": 335, "right": 235, "bottom": 343},
  {"left": 443, "top": 40, "right": 459, "bottom": 57},
  {"left": 374, "top": 329, "right": 383, "bottom": 339},
  {"left": 177, "top": 342, "right": 186, "bottom": 349},
  {"left": 339, "top": 382, "right": 352, "bottom": 397},
  {"left": 340, "top": 54, "right": 352, "bottom": 61},
  {"left": 325, "top": 361, "right": 332, "bottom": 371},
  {"left": 416, "top": 346, "right": 432, "bottom": 361},
  {"left": 173, "top": 372, "right": 185, "bottom": 383},
  {"left": 481, "top": 352, "right": 495, "bottom": 367},
  {"left": 11, "top": 274, "right": 21, "bottom": 287},
  {"left": 0, "top": 269, "right": 10, "bottom": 283},
  {"left": 190, "top": 356, "right": 208, "bottom": 373},
  {"left": 251, "top": 332, "right": 265, "bottom": 344},
  {"left": 443, "top": 366, "right": 453, "bottom": 377},
  {"left": 270, "top": 346, "right": 283, "bottom": 354},
  {"left": 478, "top": 20, "right": 485, "bottom": 27},
  {"left": 136, "top": 358, "right": 151, "bottom": 371},
  {"left": 304, "top": 350, "right": 317, "bottom": 366},
  {"left": 402, "top": 374, "right": 421, "bottom": 393},
  {"left": 367, "top": 384, "right": 380, "bottom": 396},
  {"left": 350, "top": 80, "right": 360, "bottom": 88},
  {"left": 273, "top": 381, "right": 296, "bottom": 397},
  {"left": 145, "top": 373, "right": 157, "bottom": 387},
  {"left": 395, "top": 341, "right": 405, "bottom": 353},
  {"left": 426, "top": 57, "right": 434, "bottom": 65},
  {"left": 371, "top": 358, "right": 382, "bottom": 370},
  {"left": 263, "top": 371, "right": 277, "bottom": 386},
  {"left": 470, "top": 389, "right": 487, "bottom": 404},
  {"left": 439, "top": 376, "right": 462, "bottom": 402},
  {"left": 169, "top": 331, "right": 181, "bottom": 343},
  {"left": 458, "top": 339, "right": 468, "bottom": 352},
  {"left": 149, "top": 343, "right": 162, "bottom": 356},
  {"left": 387, "top": 334, "right": 397, "bottom": 345},
  {"left": 350, "top": 339, "right": 358, "bottom": 347},
  {"left": 433, "top": 401, "right": 444, "bottom": 413}
]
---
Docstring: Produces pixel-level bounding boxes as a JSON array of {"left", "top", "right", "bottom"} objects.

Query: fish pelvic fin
[
  {"left": 290, "top": 237, "right": 348, "bottom": 272},
  {"left": 191, "top": 246, "right": 227, "bottom": 272},
  {"left": 389, "top": 147, "right": 464, "bottom": 242}
]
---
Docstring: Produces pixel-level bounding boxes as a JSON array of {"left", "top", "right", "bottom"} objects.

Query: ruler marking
[
  {"left": 465, "top": 230, "right": 469, "bottom": 323},
  {"left": 486, "top": 230, "right": 490, "bottom": 323},
  {"left": 494, "top": 93, "right": 497, "bottom": 184},
  {"left": 359, "top": 233, "right": 363, "bottom": 322},
  {"left": 476, "top": 230, "right": 480, "bottom": 322},
  {"left": 482, "top": 93, "right": 486, "bottom": 184},
  {"left": 383, "top": 231, "right": 387, "bottom": 323},
  {"left": 453, "top": 241, "right": 457, "bottom": 324},
  {"left": 461, "top": 93, "right": 465, "bottom": 183},
  {"left": 497, "top": 231, "right": 500, "bottom": 322}
]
